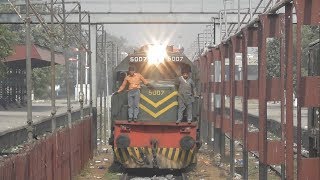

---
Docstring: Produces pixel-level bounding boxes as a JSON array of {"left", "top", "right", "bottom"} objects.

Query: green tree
[
  {"left": 266, "top": 26, "right": 320, "bottom": 78},
  {"left": 0, "top": 25, "right": 17, "bottom": 79},
  {"left": 266, "top": 38, "right": 281, "bottom": 78}
]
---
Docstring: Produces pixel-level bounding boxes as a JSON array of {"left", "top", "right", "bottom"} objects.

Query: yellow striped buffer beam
[{"left": 114, "top": 147, "right": 197, "bottom": 169}]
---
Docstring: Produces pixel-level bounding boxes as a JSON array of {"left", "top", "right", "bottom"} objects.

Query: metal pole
[
  {"left": 99, "top": 25, "right": 104, "bottom": 147},
  {"left": 219, "top": 11, "right": 222, "bottom": 42},
  {"left": 103, "top": 30, "right": 107, "bottom": 144},
  {"left": 249, "top": 0, "right": 252, "bottom": 21},
  {"left": 116, "top": 45, "right": 119, "bottom": 66},
  {"left": 205, "top": 29, "right": 208, "bottom": 46},
  {"left": 87, "top": 13, "right": 92, "bottom": 114},
  {"left": 285, "top": 4, "right": 294, "bottom": 179},
  {"left": 229, "top": 41, "right": 235, "bottom": 179},
  {"left": 85, "top": 46, "right": 88, "bottom": 105},
  {"left": 197, "top": 33, "right": 201, "bottom": 56},
  {"left": 169, "top": 0, "right": 173, "bottom": 12},
  {"left": 210, "top": 22, "right": 213, "bottom": 46},
  {"left": 258, "top": 18, "right": 268, "bottom": 180},
  {"left": 106, "top": 48, "right": 110, "bottom": 138},
  {"left": 280, "top": 15, "right": 286, "bottom": 180},
  {"left": 238, "top": 0, "right": 240, "bottom": 30},
  {"left": 242, "top": 29, "right": 249, "bottom": 180},
  {"left": 224, "top": 0, "right": 227, "bottom": 40},
  {"left": 213, "top": 18, "right": 216, "bottom": 45},
  {"left": 25, "top": 0, "right": 33, "bottom": 142},
  {"left": 76, "top": 58, "right": 79, "bottom": 90},
  {"left": 78, "top": 4, "right": 84, "bottom": 119},
  {"left": 62, "top": 0, "right": 72, "bottom": 126},
  {"left": 220, "top": 45, "right": 226, "bottom": 163},
  {"left": 50, "top": 0, "right": 56, "bottom": 132},
  {"left": 111, "top": 43, "right": 115, "bottom": 65},
  {"left": 90, "top": 24, "right": 98, "bottom": 150}
]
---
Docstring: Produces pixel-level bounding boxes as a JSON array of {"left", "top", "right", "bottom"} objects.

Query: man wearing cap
[
  {"left": 175, "top": 71, "right": 197, "bottom": 124},
  {"left": 114, "top": 66, "right": 154, "bottom": 122}
]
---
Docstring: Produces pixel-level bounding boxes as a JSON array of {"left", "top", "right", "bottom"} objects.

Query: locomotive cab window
[{"left": 134, "top": 61, "right": 192, "bottom": 81}]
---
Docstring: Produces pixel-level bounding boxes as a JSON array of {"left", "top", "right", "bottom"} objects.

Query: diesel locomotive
[{"left": 109, "top": 44, "right": 201, "bottom": 169}]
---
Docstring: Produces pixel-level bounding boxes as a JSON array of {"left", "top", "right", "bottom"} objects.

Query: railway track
[{"left": 119, "top": 169, "right": 188, "bottom": 180}]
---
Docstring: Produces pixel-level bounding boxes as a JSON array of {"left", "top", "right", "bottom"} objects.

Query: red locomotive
[{"left": 109, "top": 44, "right": 201, "bottom": 169}]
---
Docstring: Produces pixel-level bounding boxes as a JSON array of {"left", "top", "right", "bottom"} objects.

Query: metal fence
[
  {"left": 196, "top": 0, "right": 320, "bottom": 179},
  {"left": 0, "top": 106, "right": 91, "bottom": 152},
  {"left": 0, "top": 115, "right": 94, "bottom": 180}
]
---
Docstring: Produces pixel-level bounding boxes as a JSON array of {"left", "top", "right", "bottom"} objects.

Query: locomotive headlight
[{"left": 147, "top": 44, "right": 168, "bottom": 65}]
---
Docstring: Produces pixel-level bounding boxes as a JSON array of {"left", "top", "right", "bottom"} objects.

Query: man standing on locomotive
[
  {"left": 176, "top": 70, "right": 197, "bottom": 124},
  {"left": 114, "top": 66, "right": 154, "bottom": 122}
]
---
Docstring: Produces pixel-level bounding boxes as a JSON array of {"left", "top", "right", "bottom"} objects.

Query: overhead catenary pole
[
  {"left": 197, "top": 33, "right": 201, "bottom": 56},
  {"left": 106, "top": 47, "right": 110, "bottom": 138},
  {"left": 83, "top": 13, "right": 91, "bottom": 106},
  {"left": 87, "top": 13, "right": 92, "bottom": 114},
  {"left": 61, "top": 0, "right": 72, "bottom": 126},
  {"left": 99, "top": 25, "right": 104, "bottom": 147},
  {"left": 90, "top": 24, "right": 98, "bottom": 150},
  {"left": 103, "top": 29, "right": 107, "bottom": 144},
  {"left": 50, "top": 0, "right": 56, "bottom": 132},
  {"left": 25, "top": 0, "right": 33, "bottom": 142},
  {"left": 85, "top": 45, "right": 88, "bottom": 104},
  {"left": 116, "top": 45, "right": 119, "bottom": 66},
  {"left": 78, "top": 4, "right": 84, "bottom": 119},
  {"left": 238, "top": 0, "right": 240, "bottom": 30},
  {"left": 224, "top": 0, "right": 227, "bottom": 40},
  {"left": 249, "top": 0, "right": 252, "bottom": 20}
]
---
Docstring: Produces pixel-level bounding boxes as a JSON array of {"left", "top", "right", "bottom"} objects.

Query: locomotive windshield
[{"left": 133, "top": 61, "right": 191, "bottom": 80}]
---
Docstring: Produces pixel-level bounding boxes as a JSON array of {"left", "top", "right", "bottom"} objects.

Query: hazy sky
[{"left": 75, "top": 0, "right": 273, "bottom": 56}]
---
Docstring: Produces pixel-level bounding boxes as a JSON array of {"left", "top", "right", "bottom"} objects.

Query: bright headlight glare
[{"left": 147, "top": 44, "right": 168, "bottom": 65}]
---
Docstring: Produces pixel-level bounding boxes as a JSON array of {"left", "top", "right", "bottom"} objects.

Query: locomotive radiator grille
[
  {"left": 114, "top": 147, "right": 197, "bottom": 169},
  {"left": 139, "top": 102, "right": 178, "bottom": 118},
  {"left": 139, "top": 91, "right": 179, "bottom": 119}
]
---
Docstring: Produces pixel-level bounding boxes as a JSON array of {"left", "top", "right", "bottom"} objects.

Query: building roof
[{"left": 2, "top": 44, "right": 65, "bottom": 68}]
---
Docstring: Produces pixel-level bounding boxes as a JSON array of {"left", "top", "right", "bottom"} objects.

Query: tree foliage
[
  {"left": 266, "top": 25, "right": 320, "bottom": 78},
  {"left": 266, "top": 38, "right": 281, "bottom": 78},
  {"left": 0, "top": 25, "right": 17, "bottom": 79}
]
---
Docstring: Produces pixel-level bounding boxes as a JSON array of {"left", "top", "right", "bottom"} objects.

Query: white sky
[{"left": 75, "top": 0, "right": 274, "bottom": 55}]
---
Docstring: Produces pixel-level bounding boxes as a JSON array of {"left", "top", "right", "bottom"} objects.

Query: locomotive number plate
[
  {"left": 129, "top": 56, "right": 184, "bottom": 62},
  {"left": 148, "top": 90, "right": 165, "bottom": 96}
]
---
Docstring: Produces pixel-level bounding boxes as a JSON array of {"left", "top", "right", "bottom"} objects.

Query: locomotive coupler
[
  {"left": 151, "top": 139, "right": 158, "bottom": 168},
  {"left": 141, "top": 150, "right": 150, "bottom": 165},
  {"left": 131, "top": 150, "right": 150, "bottom": 166}
]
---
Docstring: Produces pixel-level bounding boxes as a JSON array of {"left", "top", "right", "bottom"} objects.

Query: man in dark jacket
[{"left": 175, "top": 71, "right": 197, "bottom": 124}]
